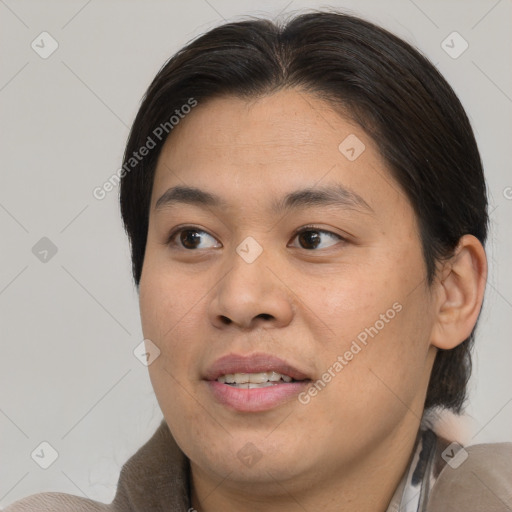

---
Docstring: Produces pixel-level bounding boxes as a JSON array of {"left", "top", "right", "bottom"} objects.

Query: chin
[
  {"left": 180, "top": 424, "right": 304, "bottom": 475},
  {"left": 197, "top": 447, "right": 306, "bottom": 485}
]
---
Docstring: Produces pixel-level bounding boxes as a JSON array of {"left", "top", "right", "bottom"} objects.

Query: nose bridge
[
  {"left": 225, "top": 235, "right": 273, "bottom": 303},
  {"left": 209, "top": 235, "right": 294, "bottom": 329}
]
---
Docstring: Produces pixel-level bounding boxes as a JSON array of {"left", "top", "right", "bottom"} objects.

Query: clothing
[{"left": 5, "top": 419, "right": 512, "bottom": 511}]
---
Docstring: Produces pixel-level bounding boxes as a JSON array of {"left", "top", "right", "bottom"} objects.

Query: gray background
[{"left": 1, "top": 0, "right": 511, "bottom": 506}]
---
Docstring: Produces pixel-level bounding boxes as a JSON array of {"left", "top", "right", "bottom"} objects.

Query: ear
[{"left": 430, "top": 234, "right": 487, "bottom": 350}]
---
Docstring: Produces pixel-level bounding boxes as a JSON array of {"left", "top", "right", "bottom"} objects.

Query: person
[{"left": 6, "top": 10, "right": 511, "bottom": 512}]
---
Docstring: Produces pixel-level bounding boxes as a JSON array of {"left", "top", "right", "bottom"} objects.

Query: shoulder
[
  {"left": 3, "top": 492, "right": 111, "bottom": 511},
  {"left": 427, "top": 440, "right": 512, "bottom": 511},
  {"left": 3, "top": 420, "right": 188, "bottom": 512}
]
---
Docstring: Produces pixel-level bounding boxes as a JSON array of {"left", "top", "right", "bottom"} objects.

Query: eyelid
[
  {"left": 165, "top": 224, "right": 348, "bottom": 250},
  {"left": 290, "top": 224, "right": 347, "bottom": 243},
  {"left": 166, "top": 225, "right": 222, "bottom": 248}
]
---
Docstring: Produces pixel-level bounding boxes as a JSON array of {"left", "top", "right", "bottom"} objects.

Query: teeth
[
  {"left": 228, "top": 382, "right": 277, "bottom": 389},
  {"left": 217, "top": 372, "right": 294, "bottom": 385}
]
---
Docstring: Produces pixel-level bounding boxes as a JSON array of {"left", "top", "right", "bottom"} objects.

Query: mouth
[
  {"left": 217, "top": 371, "right": 295, "bottom": 388},
  {"left": 204, "top": 353, "right": 311, "bottom": 412}
]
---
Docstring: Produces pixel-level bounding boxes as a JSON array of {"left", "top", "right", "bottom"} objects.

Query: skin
[{"left": 139, "top": 89, "right": 487, "bottom": 512}]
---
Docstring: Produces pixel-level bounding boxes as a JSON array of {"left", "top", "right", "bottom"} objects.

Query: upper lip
[{"left": 204, "top": 353, "right": 310, "bottom": 382}]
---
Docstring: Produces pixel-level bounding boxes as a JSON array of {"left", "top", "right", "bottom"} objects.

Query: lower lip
[{"left": 206, "top": 380, "right": 309, "bottom": 412}]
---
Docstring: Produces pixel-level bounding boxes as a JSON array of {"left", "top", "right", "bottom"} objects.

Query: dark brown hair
[{"left": 119, "top": 11, "right": 488, "bottom": 412}]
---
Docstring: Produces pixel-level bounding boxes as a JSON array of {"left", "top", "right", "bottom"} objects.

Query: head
[{"left": 120, "top": 10, "right": 487, "bottom": 496}]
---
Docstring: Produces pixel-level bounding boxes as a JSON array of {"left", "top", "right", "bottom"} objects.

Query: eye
[
  {"left": 289, "top": 226, "right": 345, "bottom": 250},
  {"left": 167, "top": 227, "right": 221, "bottom": 250}
]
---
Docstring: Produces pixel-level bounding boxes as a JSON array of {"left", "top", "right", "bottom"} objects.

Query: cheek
[
  {"left": 310, "top": 248, "right": 432, "bottom": 398},
  {"left": 324, "top": 288, "right": 433, "bottom": 413},
  {"left": 139, "top": 261, "right": 199, "bottom": 341},
  {"left": 310, "top": 269, "right": 395, "bottom": 351},
  {"left": 139, "top": 267, "right": 205, "bottom": 420},
  {"left": 138, "top": 261, "right": 211, "bottom": 384}
]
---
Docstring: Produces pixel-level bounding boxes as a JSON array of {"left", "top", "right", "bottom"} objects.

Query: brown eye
[
  {"left": 298, "top": 230, "right": 321, "bottom": 249},
  {"left": 290, "top": 228, "right": 344, "bottom": 250},
  {"left": 168, "top": 228, "right": 220, "bottom": 250},
  {"left": 180, "top": 230, "right": 202, "bottom": 249}
]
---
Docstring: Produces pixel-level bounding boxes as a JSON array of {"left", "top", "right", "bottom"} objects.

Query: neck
[{"left": 190, "top": 416, "right": 421, "bottom": 512}]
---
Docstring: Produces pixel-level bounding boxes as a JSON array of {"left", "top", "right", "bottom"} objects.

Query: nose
[{"left": 208, "top": 245, "right": 294, "bottom": 331}]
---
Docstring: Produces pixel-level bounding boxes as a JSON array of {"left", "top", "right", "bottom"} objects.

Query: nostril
[
  {"left": 220, "top": 315, "right": 231, "bottom": 325},
  {"left": 257, "top": 313, "right": 273, "bottom": 321}
]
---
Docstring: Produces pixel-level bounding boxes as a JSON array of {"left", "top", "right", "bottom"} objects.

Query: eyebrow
[{"left": 155, "top": 184, "right": 373, "bottom": 214}]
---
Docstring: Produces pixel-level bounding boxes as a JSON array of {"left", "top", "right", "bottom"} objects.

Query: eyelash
[
  {"left": 165, "top": 224, "right": 346, "bottom": 250},
  {"left": 292, "top": 225, "right": 346, "bottom": 249}
]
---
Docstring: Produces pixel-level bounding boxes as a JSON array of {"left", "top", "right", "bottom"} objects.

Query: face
[{"left": 139, "top": 89, "right": 438, "bottom": 492}]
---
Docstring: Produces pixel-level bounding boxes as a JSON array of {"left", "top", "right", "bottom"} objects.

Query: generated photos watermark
[
  {"left": 298, "top": 301, "right": 403, "bottom": 405},
  {"left": 93, "top": 97, "right": 198, "bottom": 200}
]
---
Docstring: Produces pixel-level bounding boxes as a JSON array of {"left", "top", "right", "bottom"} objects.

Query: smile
[
  {"left": 217, "top": 371, "right": 294, "bottom": 388},
  {"left": 205, "top": 354, "right": 311, "bottom": 412}
]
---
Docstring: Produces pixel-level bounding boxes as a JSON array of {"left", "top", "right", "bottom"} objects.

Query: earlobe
[{"left": 430, "top": 234, "right": 487, "bottom": 350}]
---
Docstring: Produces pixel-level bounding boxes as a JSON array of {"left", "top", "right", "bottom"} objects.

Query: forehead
[
  {"left": 152, "top": 89, "right": 409, "bottom": 221},
  {"left": 160, "top": 90, "right": 354, "bottom": 160}
]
